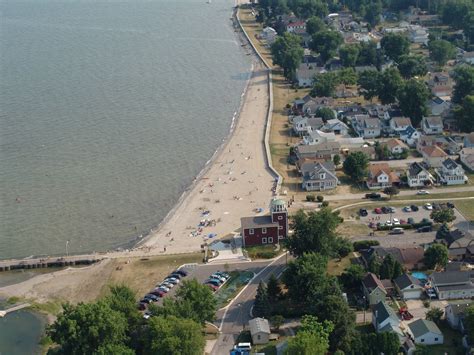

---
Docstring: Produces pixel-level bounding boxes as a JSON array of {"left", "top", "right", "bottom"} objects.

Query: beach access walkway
[{"left": 0, "top": 303, "right": 31, "bottom": 317}]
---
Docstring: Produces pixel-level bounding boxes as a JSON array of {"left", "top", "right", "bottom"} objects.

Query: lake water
[{"left": 0, "top": 0, "right": 252, "bottom": 259}]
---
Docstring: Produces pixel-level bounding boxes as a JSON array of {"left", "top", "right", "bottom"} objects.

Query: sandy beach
[{"left": 0, "top": 2, "right": 276, "bottom": 301}]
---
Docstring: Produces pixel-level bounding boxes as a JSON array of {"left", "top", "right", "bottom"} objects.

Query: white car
[
  {"left": 386, "top": 220, "right": 393, "bottom": 227},
  {"left": 393, "top": 218, "right": 400, "bottom": 225},
  {"left": 424, "top": 203, "right": 433, "bottom": 210},
  {"left": 157, "top": 286, "right": 170, "bottom": 292},
  {"left": 210, "top": 274, "right": 227, "bottom": 282},
  {"left": 403, "top": 206, "right": 412, "bottom": 212},
  {"left": 417, "top": 190, "right": 430, "bottom": 195},
  {"left": 165, "top": 278, "right": 180, "bottom": 284}
]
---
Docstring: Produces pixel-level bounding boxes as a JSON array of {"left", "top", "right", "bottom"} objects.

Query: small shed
[
  {"left": 249, "top": 317, "right": 271, "bottom": 345},
  {"left": 408, "top": 319, "right": 444, "bottom": 345}
]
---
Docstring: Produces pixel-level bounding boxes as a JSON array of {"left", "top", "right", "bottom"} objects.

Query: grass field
[
  {"left": 455, "top": 199, "right": 474, "bottom": 222},
  {"left": 214, "top": 270, "right": 253, "bottom": 308},
  {"left": 327, "top": 255, "right": 352, "bottom": 276}
]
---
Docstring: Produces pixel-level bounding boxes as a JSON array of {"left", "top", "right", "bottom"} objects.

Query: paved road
[{"left": 211, "top": 253, "right": 288, "bottom": 355}]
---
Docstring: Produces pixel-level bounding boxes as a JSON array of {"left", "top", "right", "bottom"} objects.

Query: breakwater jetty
[
  {"left": 0, "top": 255, "right": 103, "bottom": 272},
  {"left": 0, "top": 303, "right": 31, "bottom": 317}
]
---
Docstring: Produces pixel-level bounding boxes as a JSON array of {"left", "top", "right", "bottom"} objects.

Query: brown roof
[
  {"left": 369, "top": 162, "right": 391, "bottom": 177},
  {"left": 362, "top": 272, "right": 386, "bottom": 293},
  {"left": 392, "top": 117, "right": 411, "bottom": 128},
  {"left": 422, "top": 145, "right": 447, "bottom": 158},
  {"left": 385, "top": 138, "right": 405, "bottom": 150},
  {"left": 399, "top": 247, "right": 425, "bottom": 269}
]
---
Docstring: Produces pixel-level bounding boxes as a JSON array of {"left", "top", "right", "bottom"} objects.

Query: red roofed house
[
  {"left": 421, "top": 145, "right": 448, "bottom": 168},
  {"left": 286, "top": 21, "right": 306, "bottom": 33},
  {"left": 366, "top": 163, "right": 400, "bottom": 190},
  {"left": 241, "top": 199, "right": 288, "bottom": 247},
  {"left": 384, "top": 138, "right": 408, "bottom": 155}
]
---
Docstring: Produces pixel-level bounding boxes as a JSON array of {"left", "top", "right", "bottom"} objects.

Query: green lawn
[
  {"left": 455, "top": 199, "right": 474, "bottom": 222},
  {"left": 245, "top": 245, "right": 281, "bottom": 259},
  {"left": 426, "top": 321, "right": 464, "bottom": 355},
  {"left": 214, "top": 271, "right": 254, "bottom": 308}
]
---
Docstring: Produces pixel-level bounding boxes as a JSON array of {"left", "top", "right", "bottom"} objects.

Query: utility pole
[{"left": 66, "top": 240, "right": 70, "bottom": 257}]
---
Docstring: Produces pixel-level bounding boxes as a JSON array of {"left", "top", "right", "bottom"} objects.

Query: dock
[
  {"left": 0, "top": 303, "right": 31, "bottom": 317},
  {"left": 0, "top": 255, "right": 103, "bottom": 272}
]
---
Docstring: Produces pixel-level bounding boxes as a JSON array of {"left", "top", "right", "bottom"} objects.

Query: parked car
[
  {"left": 407, "top": 217, "right": 415, "bottom": 225},
  {"left": 417, "top": 225, "right": 432, "bottom": 233},
  {"left": 215, "top": 271, "right": 230, "bottom": 279},
  {"left": 400, "top": 219, "right": 407, "bottom": 225},
  {"left": 210, "top": 274, "right": 227, "bottom": 282},
  {"left": 386, "top": 220, "right": 393, "bottom": 227},
  {"left": 424, "top": 203, "right": 433, "bottom": 210},
  {"left": 137, "top": 302, "right": 147, "bottom": 310},
  {"left": 160, "top": 282, "right": 174, "bottom": 288},
  {"left": 432, "top": 203, "right": 441, "bottom": 210},
  {"left": 143, "top": 311, "right": 152, "bottom": 320},
  {"left": 207, "top": 284, "right": 219, "bottom": 292},
  {"left": 150, "top": 289, "right": 165, "bottom": 297},
  {"left": 365, "top": 193, "right": 381, "bottom": 199},
  {"left": 403, "top": 206, "right": 412, "bottom": 212},
  {"left": 392, "top": 218, "right": 400, "bottom": 225},
  {"left": 145, "top": 294, "right": 160, "bottom": 302},
  {"left": 205, "top": 279, "right": 222, "bottom": 286},
  {"left": 382, "top": 206, "right": 390, "bottom": 214},
  {"left": 168, "top": 273, "right": 182, "bottom": 280},
  {"left": 359, "top": 208, "right": 368, "bottom": 217},
  {"left": 140, "top": 298, "right": 153, "bottom": 304},
  {"left": 388, "top": 207, "right": 396, "bottom": 213},
  {"left": 374, "top": 207, "right": 383, "bottom": 214},
  {"left": 369, "top": 222, "right": 377, "bottom": 229},
  {"left": 390, "top": 228, "right": 404, "bottom": 234},
  {"left": 447, "top": 202, "right": 455, "bottom": 209},
  {"left": 174, "top": 269, "right": 189, "bottom": 277},
  {"left": 164, "top": 278, "right": 179, "bottom": 285},
  {"left": 410, "top": 205, "right": 419, "bottom": 211},
  {"left": 157, "top": 286, "right": 170, "bottom": 293},
  {"left": 417, "top": 190, "right": 430, "bottom": 195}
]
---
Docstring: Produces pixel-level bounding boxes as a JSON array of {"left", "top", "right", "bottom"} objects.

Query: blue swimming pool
[{"left": 411, "top": 272, "right": 428, "bottom": 280}]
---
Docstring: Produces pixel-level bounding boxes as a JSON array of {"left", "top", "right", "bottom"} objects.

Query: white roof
[{"left": 249, "top": 317, "right": 270, "bottom": 335}]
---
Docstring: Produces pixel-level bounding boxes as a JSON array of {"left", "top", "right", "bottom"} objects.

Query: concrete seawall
[{"left": 0, "top": 256, "right": 102, "bottom": 272}]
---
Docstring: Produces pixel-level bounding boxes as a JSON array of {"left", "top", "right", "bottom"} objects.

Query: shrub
[
  {"left": 321, "top": 201, "right": 329, "bottom": 207},
  {"left": 316, "top": 195, "right": 324, "bottom": 202},
  {"left": 353, "top": 240, "right": 380, "bottom": 251},
  {"left": 306, "top": 195, "right": 316, "bottom": 202}
]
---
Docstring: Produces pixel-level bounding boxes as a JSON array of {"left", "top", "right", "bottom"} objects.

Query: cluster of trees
[
  {"left": 339, "top": 41, "right": 381, "bottom": 68},
  {"left": 254, "top": 274, "right": 283, "bottom": 318},
  {"left": 440, "top": 0, "right": 474, "bottom": 46},
  {"left": 424, "top": 243, "right": 449, "bottom": 269},
  {"left": 367, "top": 254, "right": 404, "bottom": 280},
  {"left": 452, "top": 65, "right": 474, "bottom": 132},
  {"left": 343, "top": 151, "right": 369, "bottom": 183},
  {"left": 47, "top": 282, "right": 216, "bottom": 354},
  {"left": 310, "top": 68, "right": 358, "bottom": 97},
  {"left": 271, "top": 33, "right": 305, "bottom": 79}
]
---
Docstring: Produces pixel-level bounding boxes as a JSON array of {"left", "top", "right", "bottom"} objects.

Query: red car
[
  {"left": 206, "top": 284, "right": 219, "bottom": 292},
  {"left": 151, "top": 289, "right": 166, "bottom": 297},
  {"left": 374, "top": 207, "right": 382, "bottom": 214}
]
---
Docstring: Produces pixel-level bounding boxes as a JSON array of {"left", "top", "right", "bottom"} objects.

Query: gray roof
[
  {"left": 249, "top": 317, "right": 270, "bottom": 335},
  {"left": 307, "top": 117, "right": 324, "bottom": 129},
  {"left": 437, "top": 283, "right": 474, "bottom": 292},
  {"left": 392, "top": 116, "right": 411, "bottom": 128},
  {"left": 296, "top": 141, "right": 341, "bottom": 155},
  {"left": 373, "top": 301, "right": 398, "bottom": 325},
  {"left": 363, "top": 273, "right": 386, "bottom": 293},
  {"left": 408, "top": 319, "right": 442, "bottom": 338},
  {"left": 408, "top": 162, "right": 426, "bottom": 178},
  {"left": 424, "top": 116, "right": 443, "bottom": 128},
  {"left": 442, "top": 158, "right": 459, "bottom": 170},
  {"left": 447, "top": 302, "right": 472, "bottom": 316},
  {"left": 431, "top": 271, "right": 471, "bottom": 286},
  {"left": 394, "top": 273, "right": 421, "bottom": 290},
  {"left": 241, "top": 216, "right": 276, "bottom": 230},
  {"left": 302, "top": 162, "right": 338, "bottom": 184}
]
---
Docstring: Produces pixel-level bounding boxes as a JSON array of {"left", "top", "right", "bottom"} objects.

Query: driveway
[{"left": 405, "top": 299, "right": 448, "bottom": 320}]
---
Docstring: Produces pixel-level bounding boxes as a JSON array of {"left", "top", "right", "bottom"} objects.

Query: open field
[
  {"left": 455, "top": 199, "right": 474, "bottom": 222},
  {"left": 327, "top": 255, "right": 352, "bottom": 276}
]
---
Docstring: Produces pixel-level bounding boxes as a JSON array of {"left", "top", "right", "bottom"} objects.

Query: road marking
[{"left": 218, "top": 252, "right": 287, "bottom": 331}]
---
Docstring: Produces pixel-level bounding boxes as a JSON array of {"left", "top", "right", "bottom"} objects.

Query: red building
[{"left": 240, "top": 199, "right": 288, "bottom": 247}]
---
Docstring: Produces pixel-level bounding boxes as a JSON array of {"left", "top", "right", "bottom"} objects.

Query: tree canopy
[
  {"left": 397, "top": 54, "right": 428, "bottom": 79},
  {"left": 397, "top": 78, "right": 430, "bottom": 127},
  {"left": 285, "top": 315, "right": 334, "bottom": 355},
  {"left": 429, "top": 40, "right": 456, "bottom": 66},
  {"left": 430, "top": 208, "right": 456, "bottom": 224},
  {"left": 424, "top": 243, "right": 449, "bottom": 269},
  {"left": 310, "top": 30, "right": 343, "bottom": 63},
  {"left": 381, "top": 33, "right": 410, "bottom": 61},
  {"left": 452, "top": 65, "right": 474, "bottom": 104},
  {"left": 454, "top": 95, "right": 474, "bottom": 133},
  {"left": 271, "top": 33, "right": 304, "bottom": 79},
  {"left": 343, "top": 151, "right": 369, "bottom": 183}
]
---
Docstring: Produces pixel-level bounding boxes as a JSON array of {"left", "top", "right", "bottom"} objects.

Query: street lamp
[{"left": 66, "top": 240, "right": 70, "bottom": 257}]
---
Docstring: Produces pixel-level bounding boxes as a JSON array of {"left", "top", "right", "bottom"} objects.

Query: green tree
[
  {"left": 397, "top": 79, "right": 430, "bottom": 127},
  {"left": 337, "top": 68, "right": 358, "bottom": 85},
  {"left": 285, "top": 316, "right": 334, "bottom": 355},
  {"left": 315, "top": 107, "right": 336, "bottom": 121},
  {"left": 340, "top": 264, "right": 365, "bottom": 289},
  {"left": 173, "top": 278, "right": 217, "bottom": 324},
  {"left": 429, "top": 40, "right": 456, "bottom": 66},
  {"left": 357, "top": 41, "right": 378, "bottom": 66},
  {"left": 430, "top": 208, "right": 456, "bottom": 224},
  {"left": 464, "top": 305, "right": 474, "bottom": 343},
  {"left": 343, "top": 151, "right": 369, "bottom": 183},
  {"left": 144, "top": 315, "right": 204, "bottom": 355},
  {"left": 339, "top": 45, "right": 360, "bottom": 67},
  {"left": 397, "top": 54, "right": 428, "bottom": 79},
  {"left": 436, "top": 223, "right": 451, "bottom": 240},
  {"left": 254, "top": 281, "right": 271, "bottom": 317},
  {"left": 364, "top": 0, "right": 382, "bottom": 27},
  {"left": 452, "top": 65, "right": 474, "bottom": 104},
  {"left": 306, "top": 16, "right": 326, "bottom": 35},
  {"left": 426, "top": 307, "right": 443, "bottom": 324},
  {"left": 381, "top": 33, "right": 410, "bottom": 61},
  {"left": 379, "top": 254, "right": 403, "bottom": 280},
  {"left": 358, "top": 69, "right": 382, "bottom": 101},
  {"left": 310, "top": 30, "right": 343, "bottom": 63},
  {"left": 383, "top": 186, "right": 399, "bottom": 200},
  {"left": 349, "top": 332, "right": 400, "bottom": 355},
  {"left": 311, "top": 72, "right": 339, "bottom": 97},
  {"left": 454, "top": 95, "right": 474, "bottom": 133},
  {"left": 47, "top": 302, "right": 128, "bottom": 355},
  {"left": 424, "top": 244, "right": 449, "bottom": 269},
  {"left": 378, "top": 68, "right": 403, "bottom": 104},
  {"left": 271, "top": 33, "right": 304, "bottom": 79},
  {"left": 368, "top": 256, "right": 381, "bottom": 276},
  {"left": 333, "top": 154, "right": 341, "bottom": 166},
  {"left": 267, "top": 274, "right": 282, "bottom": 302},
  {"left": 286, "top": 208, "right": 342, "bottom": 257},
  {"left": 270, "top": 315, "right": 285, "bottom": 331}
]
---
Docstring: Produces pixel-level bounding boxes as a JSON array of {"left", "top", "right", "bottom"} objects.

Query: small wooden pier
[
  {"left": 0, "top": 255, "right": 103, "bottom": 272},
  {"left": 0, "top": 303, "right": 31, "bottom": 318}
]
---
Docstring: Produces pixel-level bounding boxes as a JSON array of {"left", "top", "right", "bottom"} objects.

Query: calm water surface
[
  {"left": 0, "top": 0, "right": 251, "bottom": 259},
  {"left": 0, "top": 309, "right": 46, "bottom": 354}
]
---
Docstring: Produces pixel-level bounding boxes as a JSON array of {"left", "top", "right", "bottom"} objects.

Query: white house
[
  {"left": 438, "top": 158, "right": 466, "bottom": 185},
  {"left": 296, "top": 63, "right": 325, "bottom": 87},
  {"left": 407, "top": 25, "right": 429, "bottom": 45},
  {"left": 286, "top": 20, "right": 306, "bottom": 33},
  {"left": 422, "top": 116, "right": 443, "bottom": 135},
  {"left": 421, "top": 145, "right": 448, "bottom": 168},
  {"left": 303, "top": 129, "right": 335, "bottom": 145},
  {"left": 390, "top": 116, "right": 412, "bottom": 134},
  {"left": 372, "top": 301, "right": 400, "bottom": 332},
  {"left": 248, "top": 317, "right": 271, "bottom": 345},
  {"left": 460, "top": 147, "right": 474, "bottom": 171},
  {"left": 261, "top": 27, "right": 277, "bottom": 44},
  {"left": 394, "top": 274, "right": 423, "bottom": 300},
  {"left": 292, "top": 116, "right": 324, "bottom": 136},
  {"left": 407, "top": 162, "right": 433, "bottom": 187},
  {"left": 446, "top": 302, "right": 471, "bottom": 332},
  {"left": 366, "top": 163, "right": 399, "bottom": 189},
  {"left": 428, "top": 96, "right": 451, "bottom": 117},
  {"left": 321, "top": 118, "right": 348, "bottom": 135},
  {"left": 352, "top": 115, "right": 381, "bottom": 138},
  {"left": 384, "top": 138, "right": 407, "bottom": 154},
  {"left": 463, "top": 51, "right": 474, "bottom": 65},
  {"left": 400, "top": 126, "right": 421, "bottom": 147},
  {"left": 408, "top": 319, "right": 443, "bottom": 345},
  {"left": 301, "top": 162, "right": 338, "bottom": 191}
]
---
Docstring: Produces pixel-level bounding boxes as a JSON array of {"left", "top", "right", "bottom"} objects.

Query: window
[
  {"left": 262, "top": 227, "right": 267, "bottom": 234},
  {"left": 262, "top": 237, "right": 267, "bottom": 244},
  {"left": 279, "top": 226, "right": 283, "bottom": 230},
  {"left": 435, "top": 338, "right": 438, "bottom": 341},
  {"left": 421, "top": 339, "right": 424, "bottom": 343},
  {"left": 278, "top": 216, "right": 283, "bottom": 220},
  {"left": 268, "top": 237, "right": 273, "bottom": 243},
  {"left": 257, "top": 335, "right": 261, "bottom": 340},
  {"left": 249, "top": 229, "right": 254, "bottom": 235}
]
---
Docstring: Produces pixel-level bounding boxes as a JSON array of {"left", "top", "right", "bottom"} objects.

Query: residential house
[
  {"left": 407, "top": 162, "right": 433, "bottom": 187},
  {"left": 301, "top": 96, "right": 334, "bottom": 115},
  {"left": 366, "top": 163, "right": 400, "bottom": 189},
  {"left": 463, "top": 52, "right": 474, "bottom": 65},
  {"left": 464, "top": 133, "right": 474, "bottom": 148},
  {"left": 390, "top": 116, "right": 412, "bottom": 134},
  {"left": 352, "top": 115, "right": 382, "bottom": 138},
  {"left": 407, "top": 319, "right": 444, "bottom": 345},
  {"left": 440, "top": 229, "right": 474, "bottom": 261},
  {"left": 430, "top": 270, "right": 474, "bottom": 300},
  {"left": 292, "top": 116, "right": 324, "bottom": 136},
  {"left": 362, "top": 273, "right": 387, "bottom": 306},
  {"left": 240, "top": 199, "right": 288, "bottom": 247},
  {"left": 407, "top": 25, "right": 429, "bottom": 44},
  {"left": 286, "top": 20, "right": 306, "bottom": 33},
  {"left": 427, "top": 72, "right": 452, "bottom": 97},
  {"left": 421, "top": 145, "right": 448, "bottom": 168},
  {"left": 400, "top": 126, "right": 421, "bottom": 147},
  {"left": 303, "top": 130, "right": 336, "bottom": 145},
  {"left": 422, "top": 116, "right": 444, "bottom": 135},
  {"left": 301, "top": 161, "right": 338, "bottom": 191},
  {"left": 368, "top": 104, "right": 391, "bottom": 121},
  {"left": 394, "top": 273, "right": 423, "bottom": 300},
  {"left": 437, "top": 158, "right": 466, "bottom": 185},
  {"left": 321, "top": 118, "right": 349, "bottom": 135},
  {"left": 384, "top": 138, "right": 407, "bottom": 155},
  {"left": 372, "top": 301, "right": 400, "bottom": 331},
  {"left": 260, "top": 27, "right": 277, "bottom": 44},
  {"left": 248, "top": 318, "right": 270, "bottom": 345},
  {"left": 446, "top": 302, "right": 471, "bottom": 332},
  {"left": 359, "top": 246, "right": 424, "bottom": 270},
  {"left": 341, "top": 145, "right": 376, "bottom": 160},
  {"left": 296, "top": 63, "right": 324, "bottom": 87},
  {"left": 294, "top": 141, "right": 341, "bottom": 161},
  {"left": 428, "top": 96, "right": 451, "bottom": 117},
  {"left": 460, "top": 147, "right": 474, "bottom": 171}
]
